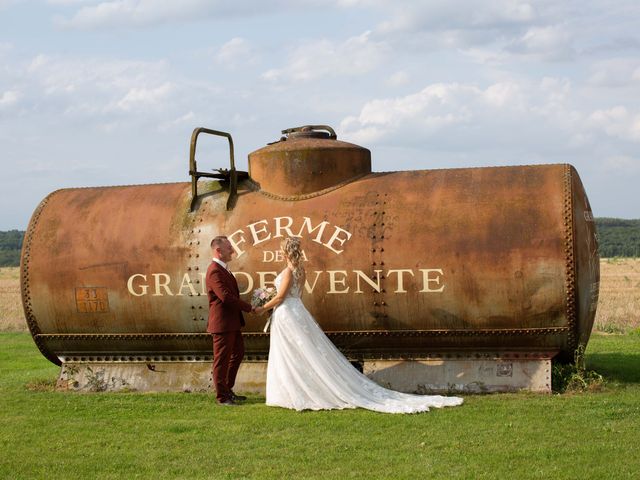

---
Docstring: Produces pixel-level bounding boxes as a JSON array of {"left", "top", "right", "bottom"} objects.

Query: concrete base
[
  {"left": 364, "top": 358, "right": 551, "bottom": 394},
  {"left": 57, "top": 356, "right": 551, "bottom": 394}
]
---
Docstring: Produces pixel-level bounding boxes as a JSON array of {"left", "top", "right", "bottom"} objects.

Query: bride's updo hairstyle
[{"left": 281, "top": 236, "right": 304, "bottom": 281}]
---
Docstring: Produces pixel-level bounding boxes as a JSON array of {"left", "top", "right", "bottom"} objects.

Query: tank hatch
[{"left": 248, "top": 125, "right": 371, "bottom": 197}]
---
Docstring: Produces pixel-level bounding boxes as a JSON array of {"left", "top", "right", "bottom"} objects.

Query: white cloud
[
  {"left": 0, "top": 90, "right": 20, "bottom": 109},
  {"left": 340, "top": 83, "right": 480, "bottom": 144},
  {"left": 216, "top": 37, "right": 254, "bottom": 68},
  {"left": 506, "top": 25, "right": 574, "bottom": 61},
  {"left": 386, "top": 71, "right": 409, "bottom": 86},
  {"left": 588, "top": 58, "right": 640, "bottom": 87},
  {"left": 339, "top": 78, "right": 588, "bottom": 152},
  {"left": 53, "top": 0, "right": 344, "bottom": 29},
  {"left": 262, "top": 31, "right": 388, "bottom": 83},
  {"left": 0, "top": 0, "right": 22, "bottom": 11},
  {"left": 113, "top": 82, "right": 173, "bottom": 111},
  {"left": 46, "top": 0, "right": 92, "bottom": 5},
  {"left": 18, "top": 53, "right": 181, "bottom": 122},
  {"left": 55, "top": 0, "right": 216, "bottom": 29},
  {"left": 602, "top": 155, "right": 640, "bottom": 174},
  {"left": 483, "top": 82, "right": 525, "bottom": 108},
  {"left": 158, "top": 111, "right": 196, "bottom": 132},
  {"left": 588, "top": 106, "right": 640, "bottom": 142},
  {"left": 0, "top": 42, "right": 13, "bottom": 56},
  {"left": 378, "top": 0, "right": 536, "bottom": 34}
]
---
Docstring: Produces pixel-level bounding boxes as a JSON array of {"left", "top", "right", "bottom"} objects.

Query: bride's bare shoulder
[{"left": 280, "top": 267, "right": 293, "bottom": 277}]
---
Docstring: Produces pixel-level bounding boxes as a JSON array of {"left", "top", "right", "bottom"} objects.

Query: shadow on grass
[{"left": 587, "top": 353, "right": 640, "bottom": 384}]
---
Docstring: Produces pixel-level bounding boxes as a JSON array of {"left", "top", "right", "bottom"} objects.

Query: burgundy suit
[{"left": 206, "top": 260, "right": 252, "bottom": 403}]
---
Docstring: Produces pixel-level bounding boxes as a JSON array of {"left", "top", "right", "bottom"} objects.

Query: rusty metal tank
[{"left": 21, "top": 125, "right": 599, "bottom": 367}]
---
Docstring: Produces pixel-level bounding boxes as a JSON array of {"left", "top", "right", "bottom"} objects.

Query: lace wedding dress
[{"left": 265, "top": 270, "right": 464, "bottom": 413}]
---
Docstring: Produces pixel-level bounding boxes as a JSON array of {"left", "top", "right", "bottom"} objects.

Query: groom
[{"left": 206, "top": 235, "right": 254, "bottom": 406}]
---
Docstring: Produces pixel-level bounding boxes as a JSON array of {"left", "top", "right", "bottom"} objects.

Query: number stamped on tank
[{"left": 75, "top": 287, "right": 110, "bottom": 313}]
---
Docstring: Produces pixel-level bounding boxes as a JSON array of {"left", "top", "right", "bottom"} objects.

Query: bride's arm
[{"left": 256, "top": 268, "right": 292, "bottom": 313}]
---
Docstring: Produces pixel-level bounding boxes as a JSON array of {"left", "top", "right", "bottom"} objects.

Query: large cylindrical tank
[{"left": 21, "top": 126, "right": 599, "bottom": 366}]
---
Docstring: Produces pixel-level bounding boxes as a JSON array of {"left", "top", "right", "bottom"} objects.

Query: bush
[{"left": 552, "top": 344, "right": 605, "bottom": 393}]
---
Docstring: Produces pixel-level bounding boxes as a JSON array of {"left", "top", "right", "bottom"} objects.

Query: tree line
[
  {"left": 596, "top": 218, "right": 640, "bottom": 258},
  {"left": 0, "top": 230, "right": 23, "bottom": 267},
  {"left": 1, "top": 218, "right": 639, "bottom": 266}
]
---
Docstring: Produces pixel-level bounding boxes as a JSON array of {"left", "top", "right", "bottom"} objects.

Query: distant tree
[
  {"left": 0, "top": 230, "right": 25, "bottom": 267},
  {"left": 595, "top": 218, "right": 640, "bottom": 258}
]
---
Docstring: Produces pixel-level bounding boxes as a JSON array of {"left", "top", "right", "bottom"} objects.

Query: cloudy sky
[{"left": 1, "top": 0, "right": 639, "bottom": 230}]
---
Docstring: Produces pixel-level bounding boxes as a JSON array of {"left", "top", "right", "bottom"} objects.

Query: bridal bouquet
[{"left": 251, "top": 287, "right": 276, "bottom": 333}]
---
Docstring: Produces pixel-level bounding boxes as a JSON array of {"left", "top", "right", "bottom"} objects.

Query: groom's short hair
[{"left": 210, "top": 236, "right": 228, "bottom": 248}]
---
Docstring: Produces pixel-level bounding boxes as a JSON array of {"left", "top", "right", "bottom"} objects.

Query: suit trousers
[{"left": 212, "top": 330, "right": 244, "bottom": 403}]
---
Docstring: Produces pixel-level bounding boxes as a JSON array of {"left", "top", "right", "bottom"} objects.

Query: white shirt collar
[{"left": 213, "top": 258, "right": 228, "bottom": 271}]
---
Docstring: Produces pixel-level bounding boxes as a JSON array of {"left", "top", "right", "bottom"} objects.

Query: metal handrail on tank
[
  {"left": 188, "top": 127, "right": 245, "bottom": 212},
  {"left": 281, "top": 125, "right": 337, "bottom": 139}
]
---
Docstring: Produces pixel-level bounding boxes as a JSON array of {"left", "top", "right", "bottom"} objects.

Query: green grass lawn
[{"left": 1, "top": 333, "right": 639, "bottom": 480}]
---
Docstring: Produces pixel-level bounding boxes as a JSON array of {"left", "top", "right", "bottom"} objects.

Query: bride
[{"left": 255, "top": 237, "right": 463, "bottom": 413}]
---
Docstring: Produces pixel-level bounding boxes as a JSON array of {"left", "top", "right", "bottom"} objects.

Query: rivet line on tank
[
  {"left": 21, "top": 190, "right": 62, "bottom": 366},
  {"left": 562, "top": 164, "right": 577, "bottom": 349}
]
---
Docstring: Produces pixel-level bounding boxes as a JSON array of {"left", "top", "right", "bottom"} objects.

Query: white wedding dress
[{"left": 266, "top": 270, "right": 464, "bottom": 413}]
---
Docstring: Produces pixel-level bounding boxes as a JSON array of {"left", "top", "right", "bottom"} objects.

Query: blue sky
[{"left": 1, "top": 0, "right": 640, "bottom": 230}]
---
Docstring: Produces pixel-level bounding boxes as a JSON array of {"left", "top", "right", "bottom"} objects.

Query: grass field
[
  {"left": 595, "top": 258, "right": 640, "bottom": 333},
  {"left": 1, "top": 261, "right": 639, "bottom": 478},
  {"left": 1, "top": 332, "right": 639, "bottom": 479},
  {"left": 0, "top": 267, "right": 24, "bottom": 332}
]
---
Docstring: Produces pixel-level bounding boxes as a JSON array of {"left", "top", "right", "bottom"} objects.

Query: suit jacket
[{"left": 206, "top": 261, "right": 252, "bottom": 334}]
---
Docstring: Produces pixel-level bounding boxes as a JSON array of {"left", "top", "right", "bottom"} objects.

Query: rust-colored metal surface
[
  {"left": 21, "top": 126, "right": 599, "bottom": 367},
  {"left": 248, "top": 125, "right": 371, "bottom": 197}
]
